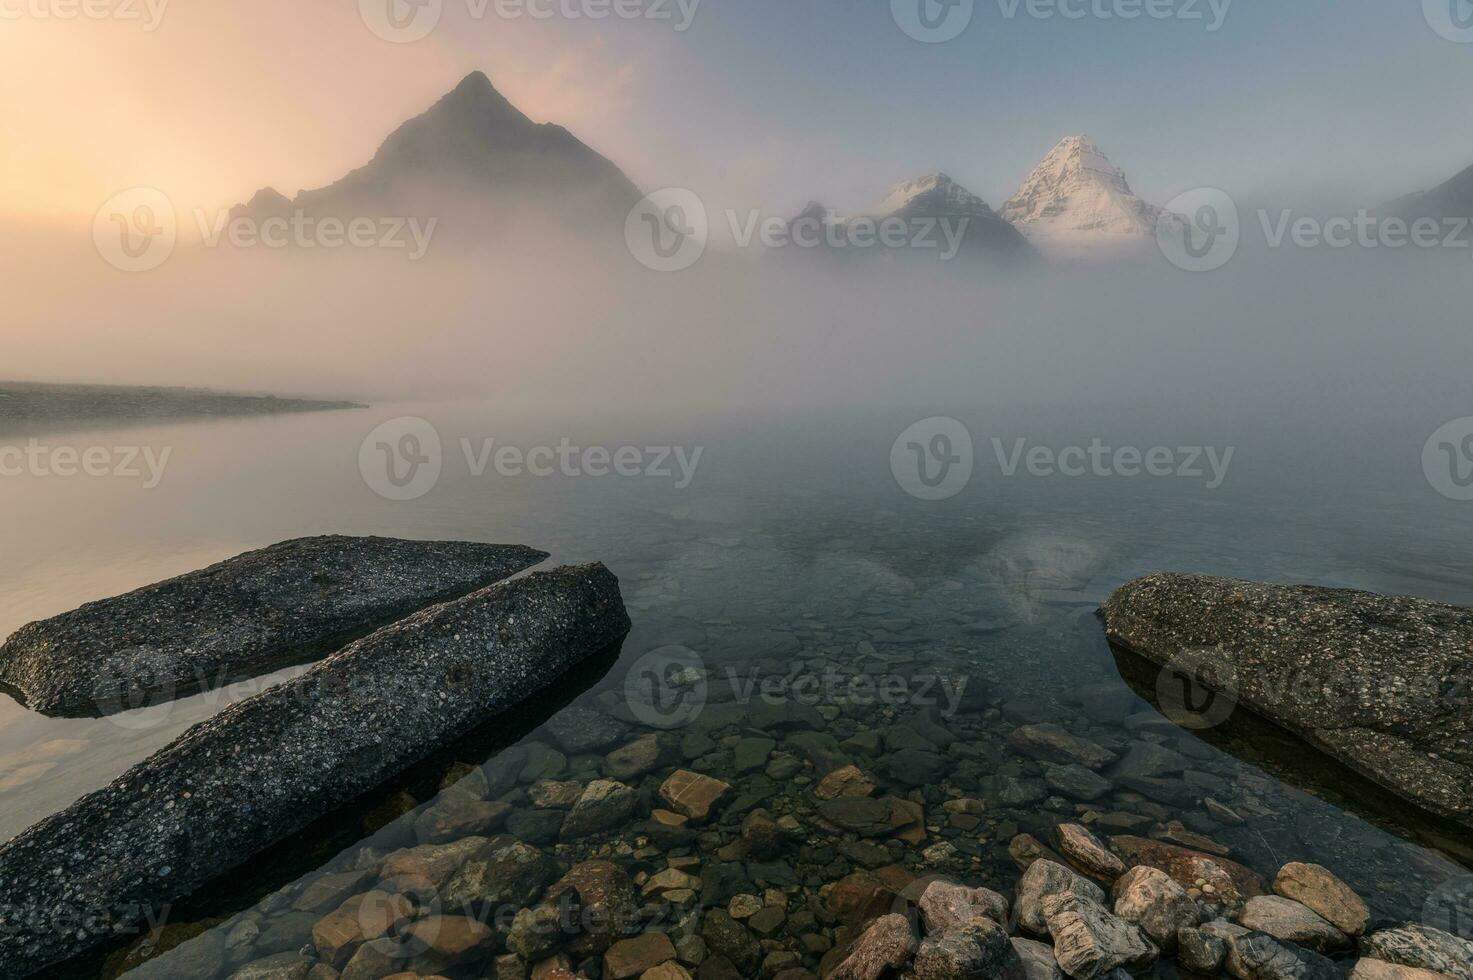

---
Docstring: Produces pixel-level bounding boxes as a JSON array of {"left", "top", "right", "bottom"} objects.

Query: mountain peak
[
  {"left": 424, "top": 69, "right": 529, "bottom": 130},
  {"left": 871, "top": 172, "right": 999, "bottom": 220},
  {"left": 1054, "top": 134, "right": 1098, "bottom": 153},
  {"left": 1000, "top": 135, "right": 1170, "bottom": 253},
  {"left": 231, "top": 69, "right": 641, "bottom": 231},
  {"left": 454, "top": 70, "right": 494, "bottom": 93}
]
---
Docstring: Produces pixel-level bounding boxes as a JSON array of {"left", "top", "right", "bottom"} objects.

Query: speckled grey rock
[
  {"left": 1199, "top": 919, "right": 1340, "bottom": 980},
  {"left": 1359, "top": 924, "right": 1473, "bottom": 980},
  {"left": 1012, "top": 937, "right": 1067, "bottom": 980},
  {"left": 0, "top": 536, "right": 548, "bottom": 716},
  {"left": 1101, "top": 573, "right": 1473, "bottom": 832},
  {"left": 910, "top": 916, "right": 1024, "bottom": 980},
  {"left": 1177, "top": 927, "right": 1228, "bottom": 974},
  {"left": 0, "top": 562, "right": 629, "bottom": 979}
]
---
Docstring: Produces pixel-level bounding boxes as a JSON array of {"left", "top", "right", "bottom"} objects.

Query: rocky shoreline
[
  {"left": 0, "top": 563, "right": 631, "bottom": 979},
  {"left": 1099, "top": 573, "right": 1473, "bottom": 836},
  {"left": 0, "top": 536, "right": 550, "bottom": 717}
]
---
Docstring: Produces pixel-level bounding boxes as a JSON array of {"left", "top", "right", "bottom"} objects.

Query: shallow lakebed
[{"left": 2, "top": 405, "right": 1471, "bottom": 977}]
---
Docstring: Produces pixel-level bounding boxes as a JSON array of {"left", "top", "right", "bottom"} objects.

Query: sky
[{"left": 3, "top": 0, "right": 1472, "bottom": 223}]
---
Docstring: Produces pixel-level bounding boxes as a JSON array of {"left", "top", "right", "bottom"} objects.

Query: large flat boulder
[
  {"left": 1100, "top": 573, "right": 1473, "bottom": 832},
  {"left": 0, "top": 536, "right": 548, "bottom": 716},
  {"left": 0, "top": 562, "right": 629, "bottom": 978}
]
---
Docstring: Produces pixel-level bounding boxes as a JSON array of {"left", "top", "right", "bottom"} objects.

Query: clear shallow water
[{"left": 2, "top": 403, "right": 1472, "bottom": 977}]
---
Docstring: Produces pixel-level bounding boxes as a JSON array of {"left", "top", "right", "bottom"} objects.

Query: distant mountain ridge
[
  {"left": 226, "top": 73, "right": 1473, "bottom": 264},
  {"left": 1381, "top": 161, "right": 1473, "bottom": 221},
  {"left": 792, "top": 172, "right": 1034, "bottom": 263},
  {"left": 233, "top": 72, "right": 640, "bottom": 229}
]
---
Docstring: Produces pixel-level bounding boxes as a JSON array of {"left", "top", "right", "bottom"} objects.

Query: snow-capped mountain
[
  {"left": 232, "top": 71, "right": 641, "bottom": 230},
  {"left": 790, "top": 173, "right": 1033, "bottom": 262},
  {"left": 1001, "top": 136, "right": 1175, "bottom": 255}
]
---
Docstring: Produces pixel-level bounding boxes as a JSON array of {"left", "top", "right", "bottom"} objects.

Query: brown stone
[
  {"left": 1056, "top": 824, "right": 1126, "bottom": 883},
  {"left": 1349, "top": 959, "right": 1460, "bottom": 980},
  {"left": 1009, "top": 833, "right": 1065, "bottom": 872},
  {"left": 826, "top": 871, "right": 898, "bottom": 925},
  {"left": 531, "top": 952, "right": 575, "bottom": 980},
  {"left": 404, "top": 914, "right": 495, "bottom": 958},
  {"left": 826, "top": 913, "right": 917, "bottom": 980},
  {"left": 379, "top": 836, "right": 493, "bottom": 891},
  {"left": 413, "top": 797, "right": 511, "bottom": 844},
  {"left": 1272, "top": 862, "right": 1370, "bottom": 936},
  {"left": 916, "top": 879, "right": 1009, "bottom": 934},
  {"left": 312, "top": 890, "right": 412, "bottom": 967},
  {"left": 545, "top": 859, "right": 641, "bottom": 956},
  {"left": 814, "top": 765, "right": 877, "bottom": 801},
  {"left": 1110, "top": 865, "right": 1200, "bottom": 952},
  {"left": 604, "top": 932, "right": 677, "bottom": 979},
  {"left": 1109, "top": 835, "right": 1265, "bottom": 909},
  {"left": 658, "top": 770, "right": 732, "bottom": 822},
  {"left": 1151, "top": 820, "right": 1231, "bottom": 857},
  {"left": 529, "top": 780, "right": 586, "bottom": 809},
  {"left": 1239, "top": 896, "right": 1350, "bottom": 954},
  {"left": 293, "top": 869, "right": 374, "bottom": 913}
]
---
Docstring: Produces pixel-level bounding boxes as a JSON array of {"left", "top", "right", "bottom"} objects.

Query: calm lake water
[{"left": 2, "top": 401, "right": 1471, "bottom": 977}]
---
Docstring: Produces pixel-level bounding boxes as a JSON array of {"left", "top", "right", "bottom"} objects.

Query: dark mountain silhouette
[
  {"left": 232, "top": 71, "right": 641, "bottom": 231},
  {"left": 1381, "top": 160, "right": 1473, "bottom": 221}
]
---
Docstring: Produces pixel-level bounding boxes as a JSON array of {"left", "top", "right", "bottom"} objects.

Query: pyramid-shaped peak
[
  {"left": 1000, "top": 135, "right": 1170, "bottom": 253},
  {"left": 1055, "top": 134, "right": 1099, "bottom": 152},
  {"left": 435, "top": 70, "right": 523, "bottom": 117},
  {"left": 455, "top": 70, "right": 494, "bottom": 92}
]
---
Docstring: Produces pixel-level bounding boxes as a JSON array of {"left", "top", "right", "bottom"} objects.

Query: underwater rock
[
  {"left": 826, "top": 913, "right": 916, "bottom": 980},
  {"left": 910, "top": 916, "right": 1023, "bottom": 980}
]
